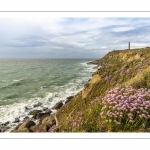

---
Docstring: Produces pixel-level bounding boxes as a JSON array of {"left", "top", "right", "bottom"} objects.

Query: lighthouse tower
[{"left": 128, "top": 42, "right": 130, "bottom": 50}]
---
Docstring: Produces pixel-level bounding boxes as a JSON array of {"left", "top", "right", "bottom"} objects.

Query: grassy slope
[{"left": 55, "top": 47, "right": 150, "bottom": 132}]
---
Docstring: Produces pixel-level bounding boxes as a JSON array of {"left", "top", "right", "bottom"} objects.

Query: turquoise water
[{"left": 0, "top": 59, "right": 96, "bottom": 123}]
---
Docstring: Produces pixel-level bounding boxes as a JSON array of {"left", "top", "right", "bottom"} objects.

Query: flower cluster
[
  {"left": 69, "top": 111, "right": 83, "bottom": 132},
  {"left": 121, "top": 65, "right": 128, "bottom": 71},
  {"left": 48, "top": 124, "right": 56, "bottom": 132},
  {"left": 120, "top": 65, "right": 129, "bottom": 76},
  {"left": 100, "top": 86, "right": 150, "bottom": 131},
  {"left": 104, "top": 75, "right": 113, "bottom": 82},
  {"left": 135, "top": 64, "right": 142, "bottom": 70},
  {"left": 141, "top": 58, "right": 147, "bottom": 63},
  {"left": 65, "top": 111, "right": 90, "bottom": 132}
]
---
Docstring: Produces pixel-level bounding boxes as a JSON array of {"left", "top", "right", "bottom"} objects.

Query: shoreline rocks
[
  {"left": 52, "top": 101, "right": 63, "bottom": 110},
  {"left": 0, "top": 124, "right": 10, "bottom": 132},
  {"left": 0, "top": 95, "right": 75, "bottom": 133},
  {"left": 13, "top": 118, "right": 20, "bottom": 123},
  {"left": 65, "top": 96, "right": 74, "bottom": 104}
]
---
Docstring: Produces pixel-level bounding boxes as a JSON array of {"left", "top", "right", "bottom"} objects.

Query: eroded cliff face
[{"left": 82, "top": 72, "right": 101, "bottom": 99}]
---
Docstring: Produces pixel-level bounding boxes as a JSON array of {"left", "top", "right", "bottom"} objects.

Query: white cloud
[
  {"left": 112, "top": 26, "right": 135, "bottom": 32},
  {"left": 0, "top": 17, "right": 150, "bottom": 58}
]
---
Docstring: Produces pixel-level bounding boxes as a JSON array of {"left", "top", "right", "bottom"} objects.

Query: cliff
[{"left": 55, "top": 47, "right": 150, "bottom": 132}]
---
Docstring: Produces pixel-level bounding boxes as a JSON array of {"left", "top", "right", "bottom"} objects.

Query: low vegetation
[{"left": 52, "top": 48, "right": 150, "bottom": 132}]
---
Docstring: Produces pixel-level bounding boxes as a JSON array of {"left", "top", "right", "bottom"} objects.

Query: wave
[
  {"left": 0, "top": 78, "right": 36, "bottom": 90},
  {"left": 0, "top": 79, "right": 24, "bottom": 90},
  {"left": 1, "top": 93, "right": 20, "bottom": 101}
]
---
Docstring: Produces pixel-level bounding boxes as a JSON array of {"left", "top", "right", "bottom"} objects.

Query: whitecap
[{"left": 13, "top": 79, "right": 22, "bottom": 82}]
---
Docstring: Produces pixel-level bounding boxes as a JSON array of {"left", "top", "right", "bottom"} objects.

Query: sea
[{"left": 0, "top": 58, "right": 97, "bottom": 126}]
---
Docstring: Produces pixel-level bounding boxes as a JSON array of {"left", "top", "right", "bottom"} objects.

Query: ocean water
[{"left": 0, "top": 58, "right": 96, "bottom": 124}]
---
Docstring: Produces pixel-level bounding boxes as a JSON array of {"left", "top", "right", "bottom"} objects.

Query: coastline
[
  {"left": 0, "top": 61, "right": 97, "bottom": 133},
  {"left": 2, "top": 48, "right": 150, "bottom": 132},
  {"left": 49, "top": 48, "right": 150, "bottom": 132}
]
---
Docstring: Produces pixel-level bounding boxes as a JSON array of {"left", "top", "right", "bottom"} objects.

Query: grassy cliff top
[{"left": 54, "top": 47, "right": 150, "bottom": 132}]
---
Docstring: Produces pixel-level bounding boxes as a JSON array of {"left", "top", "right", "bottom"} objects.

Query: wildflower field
[{"left": 100, "top": 86, "right": 150, "bottom": 131}]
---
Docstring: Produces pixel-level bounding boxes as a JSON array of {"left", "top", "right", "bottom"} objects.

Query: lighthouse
[{"left": 128, "top": 42, "right": 130, "bottom": 50}]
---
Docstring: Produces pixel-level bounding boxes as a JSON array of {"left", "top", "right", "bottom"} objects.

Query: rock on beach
[
  {"left": 65, "top": 96, "right": 74, "bottom": 104},
  {"left": 52, "top": 101, "right": 63, "bottom": 110}
]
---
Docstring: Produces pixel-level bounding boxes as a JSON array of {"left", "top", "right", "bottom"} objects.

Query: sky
[{"left": 1, "top": 17, "right": 150, "bottom": 58}]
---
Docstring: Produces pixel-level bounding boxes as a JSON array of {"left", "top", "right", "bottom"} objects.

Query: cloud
[
  {"left": 7, "top": 34, "right": 48, "bottom": 47},
  {"left": 0, "top": 17, "right": 150, "bottom": 58}
]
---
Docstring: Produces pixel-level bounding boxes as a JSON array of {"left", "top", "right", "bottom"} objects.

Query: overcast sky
[{"left": 1, "top": 17, "right": 150, "bottom": 58}]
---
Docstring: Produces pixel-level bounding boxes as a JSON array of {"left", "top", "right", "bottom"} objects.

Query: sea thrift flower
[
  {"left": 116, "top": 122, "right": 121, "bottom": 125},
  {"left": 72, "top": 122, "right": 77, "bottom": 127},
  {"left": 100, "top": 86, "right": 150, "bottom": 131},
  {"left": 137, "top": 111, "right": 140, "bottom": 114},
  {"left": 128, "top": 113, "right": 133, "bottom": 117},
  {"left": 130, "top": 108, "right": 134, "bottom": 112},
  {"left": 77, "top": 111, "right": 82, "bottom": 115},
  {"left": 129, "top": 120, "right": 135, "bottom": 123},
  {"left": 48, "top": 125, "right": 56, "bottom": 132}
]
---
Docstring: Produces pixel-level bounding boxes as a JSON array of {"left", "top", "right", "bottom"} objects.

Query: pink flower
[
  {"left": 77, "top": 111, "right": 82, "bottom": 115},
  {"left": 129, "top": 120, "right": 135, "bottom": 123},
  {"left": 116, "top": 122, "right": 121, "bottom": 125},
  {"left": 72, "top": 122, "right": 77, "bottom": 127},
  {"left": 114, "top": 120, "right": 117, "bottom": 123},
  {"left": 130, "top": 108, "right": 134, "bottom": 112},
  {"left": 128, "top": 113, "right": 133, "bottom": 117}
]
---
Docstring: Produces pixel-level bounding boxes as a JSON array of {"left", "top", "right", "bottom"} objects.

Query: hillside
[
  {"left": 54, "top": 47, "right": 150, "bottom": 132},
  {"left": 10, "top": 47, "right": 150, "bottom": 133}
]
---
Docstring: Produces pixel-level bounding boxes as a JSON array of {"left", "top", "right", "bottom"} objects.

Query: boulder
[
  {"left": 18, "top": 120, "right": 35, "bottom": 130},
  {"left": 65, "top": 96, "right": 74, "bottom": 104},
  {"left": 30, "top": 124, "right": 47, "bottom": 132},
  {"left": 45, "top": 109, "right": 52, "bottom": 114},
  {"left": 11, "top": 123, "right": 22, "bottom": 131},
  {"left": 43, "top": 107, "right": 48, "bottom": 111},
  {"left": 15, "top": 128, "right": 30, "bottom": 132},
  {"left": 52, "top": 101, "right": 63, "bottom": 110},
  {"left": 28, "top": 110, "right": 42, "bottom": 116},
  {"left": 13, "top": 118, "right": 19, "bottom": 123},
  {"left": 54, "top": 94, "right": 59, "bottom": 97},
  {"left": 33, "top": 112, "right": 51, "bottom": 120},
  {"left": 48, "top": 98, "right": 52, "bottom": 102},
  {"left": 23, "top": 116, "right": 29, "bottom": 121},
  {"left": 33, "top": 102, "right": 42, "bottom": 108},
  {"left": 25, "top": 106, "right": 28, "bottom": 110},
  {"left": 3, "top": 121, "right": 10, "bottom": 126},
  {"left": 22, "top": 106, "right": 28, "bottom": 111},
  {"left": 42, "top": 115, "right": 56, "bottom": 128},
  {"left": 0, "top": 126, "right": 10, "bottom": 132}
]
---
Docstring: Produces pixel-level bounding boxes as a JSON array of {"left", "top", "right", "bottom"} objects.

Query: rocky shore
[{"left": 0, "top": 96, "right": 74, "bottom": 132}]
